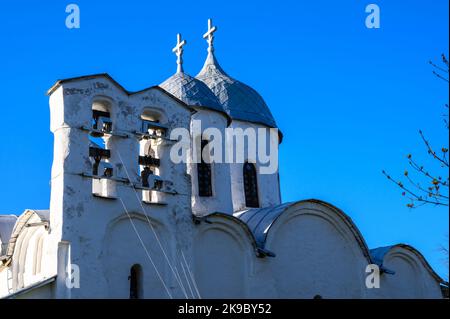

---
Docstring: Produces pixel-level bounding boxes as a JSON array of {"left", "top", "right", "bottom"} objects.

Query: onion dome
[
  {"left": 196, "top": 51, "right": 276, "bottom": 128},
  {"left": 195, "top": 19, "right": 276, "bottom": 128},
  {"left": 160, "top": 72, "right": 224, "bottom": 113},
  {"left": 158, "top": 33, "right": 224, "bottom": 113}
]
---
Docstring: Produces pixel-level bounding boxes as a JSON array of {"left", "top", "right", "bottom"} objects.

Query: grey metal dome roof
[
  {"left": 196, "top": 52, "right": 277, "bottom": 128},
  {"left": 159, "top": 71, "right": 224, "bottom": 113},
  {"left": 233, "top": 202, "right": 295, "bottom": 249}
]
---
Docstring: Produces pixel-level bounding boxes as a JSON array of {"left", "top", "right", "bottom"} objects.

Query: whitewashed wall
[
  {"left": 370, "top": 246, "right": 444, "bottom": 299},
  {"left": 228, "top": 120, "right": 281, "bottom": 212},
  {"left": 47, "top": 76, "right": 194, "bottom": 298}
]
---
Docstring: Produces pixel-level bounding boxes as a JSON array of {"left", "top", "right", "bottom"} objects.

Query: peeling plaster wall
[{"left": 47, "top": 77, "right": 194, "bottom": 298}]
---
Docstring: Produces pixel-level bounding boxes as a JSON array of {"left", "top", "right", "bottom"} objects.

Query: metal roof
[
  {"left": 233, "top": 202, "right": 297, "bottom": 248},
  {"left": 33, "top": 210, "right": 50, "bottom": 222},
  {"left": 369, "top": 246, "right": 392, "bottom": 267},
  {"left": 0, "top": 215, "right": 18, "bottom": 249},
  {"left": 231, "top": 199, "right": 374, "bottom": 261},
  {"left": 196, "top": 52, "right": 277, "bottom": 128},
  {"left": 159, "top": 71, "right": 224, "bottom": 114},
  {"left": 47, "top": 61, "right": 278, "bottom": 128}
]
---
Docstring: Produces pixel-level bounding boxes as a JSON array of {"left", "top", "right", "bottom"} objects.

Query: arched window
[
  {"left": 197, "top": 139, "right": 212, "bottom": 197},
  {"left": 243, "top": 162, "right": 259, "bottom": 208},
  {"left": 129, "top": 264, "right": 143, "bottom": 299}
]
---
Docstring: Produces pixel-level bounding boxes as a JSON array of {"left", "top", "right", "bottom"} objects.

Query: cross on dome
[
  {"left": 203, "top": 19, "right": 217, "bottom": 52},
  {"left": 172, "top": 33, "right": 186, "bottom": 73}
]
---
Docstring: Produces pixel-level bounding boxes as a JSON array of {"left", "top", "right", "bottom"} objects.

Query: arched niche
[
  {"left": 101, "top": 213, "right": 172, "bottom": 298},
  {"left": 376, "top": 245, "right": 444, "bottom": 299},
  {"left": 193, "top": 218, "right": 253, "bottom": 298},
  {"left": 265, "top": 204, "right": 368, "bottom": 298},
  {"left": 380, "top": 252, "right": 424, "bottom": 298}
]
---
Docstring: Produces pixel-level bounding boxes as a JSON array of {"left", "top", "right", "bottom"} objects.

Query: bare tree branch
[
  {"left": 383, "top": 170, "right": 449, "bottom": 207},
  {"left": 383, "top": 54, "right": 449, "bottom": 209},
  {"left": 419, "top": 130, "right": 449, "bottom": 168}
]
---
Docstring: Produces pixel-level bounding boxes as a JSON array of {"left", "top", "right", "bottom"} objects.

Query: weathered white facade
[{"left": 0, "top": 21, "right": 446, "bottom": 299}]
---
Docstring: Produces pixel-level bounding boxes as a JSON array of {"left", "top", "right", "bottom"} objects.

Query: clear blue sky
[{"left": 0, "top": 1, "right": 448, "bottom": 278}]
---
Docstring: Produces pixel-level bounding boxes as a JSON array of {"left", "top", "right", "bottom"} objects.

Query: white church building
[{"left": 0, "top": 20, "right": 446, "bottom": 299}]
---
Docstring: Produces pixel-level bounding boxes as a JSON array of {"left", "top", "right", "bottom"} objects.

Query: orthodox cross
[
  {"left": 172, "top": 33, "right": 186, "bottom": 73},
  {"left": 203, "top": 19, "right": 217, "bottom": 52}
]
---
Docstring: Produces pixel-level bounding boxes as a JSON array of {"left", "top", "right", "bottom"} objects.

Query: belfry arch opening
[
  {"left": 139, "top": 108, "right": 168, "bottom": 203},
  {"left": 92, "top": 99, "right": 112, "bottom": 134}
]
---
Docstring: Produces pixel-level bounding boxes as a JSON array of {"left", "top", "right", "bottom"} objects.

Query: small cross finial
[
  {"left": 172, "top": 33, "right": 186, "bottom": 73},
  {"left": 203, "top": 18, "right": 217, "bottom": 53}
]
